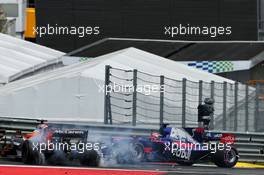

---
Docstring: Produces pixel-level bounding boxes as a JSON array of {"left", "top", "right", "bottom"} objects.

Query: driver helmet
[
  {"left": 204, "top": 98, "right": 214, "bottom": 105},
  {"left": 151, "top": 132, "right": 161, "bottom": 138},
  {"left": 37, "top": 123, "right": 48, "bottom": 129}
]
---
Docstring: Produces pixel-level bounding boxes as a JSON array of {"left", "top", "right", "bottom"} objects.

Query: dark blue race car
[{"left": 102, "top": 125, "right": 239, "bottom": 168}]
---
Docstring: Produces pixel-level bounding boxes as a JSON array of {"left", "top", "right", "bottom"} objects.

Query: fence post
[
  {"left": 132, "top": 69, "right": 138, "bottom": 126},
  {"left": 210, "top": 81, "right": 215, "bottom": 129},
  {"left": 182, "top": 78, "right": 187, "bottom": 128},
  {"left": 245, "top": 85, "right": 249, "bottom": 132},
  {"left": 223, "top": 81, "right": 227, "bottom": 130},
  {"left": 160, "top": 76, "right": 165, "bottom": 126},
  {"left": 234, "top": 82, "right": 238, "bottom": 131},
  {"left": 255, "top": 83, "right": 260, "bottom": 132},
  {"left": 108, "top": 98, "right": 113, "bottom": 125},
  {"left": 198, "top": 80, "right": 203, "bottom": 127},
  {"left": 104, "top": 65, "right": 111, "bottom": 124}
]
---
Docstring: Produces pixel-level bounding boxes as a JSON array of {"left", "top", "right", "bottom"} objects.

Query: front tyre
[
  {"left": 22, "top": 140, "right": 34, "bottom": 164},
  {"left": 213, "top": 147, "right": 238, "bottom": 168},
  {"left": 80, "top": 150, "right": 100, "bottom": 167}
]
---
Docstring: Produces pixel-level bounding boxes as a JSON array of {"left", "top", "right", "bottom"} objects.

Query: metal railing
[{"left": 104, "top": 65, "right": 261, "bottom": 132}]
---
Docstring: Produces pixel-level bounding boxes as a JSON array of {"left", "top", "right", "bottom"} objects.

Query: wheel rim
[
  {"left": 226, "top": 149, "right": 237, "bottom": 163},
  {"left": 134, "top": 145, "right": 143, "bottom": 160}
]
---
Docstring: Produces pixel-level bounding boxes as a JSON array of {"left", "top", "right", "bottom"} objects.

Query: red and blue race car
[{"left": 101, "top": 124, "right": 238, "bottom": 168}]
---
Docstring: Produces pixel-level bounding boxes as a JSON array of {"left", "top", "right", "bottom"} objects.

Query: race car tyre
[
  {"left": 45, "top": 150, "right": 67, "bottom": 165},
  {"left": 33, "top": 151, "right": 45, "bottom": 165},
  {"left": 22, "top": 140, "right": 45, "bottom": 165},
  {"left": 22, "top": 140, "right": 34, "bottom": 164},
  {"left": 177, "top": 161, "right": 194, "bottom": 166},
  {"left": 113, "top": 143, "right": 133, "bottom": 164},
  {"left": 213, "top": 147, "right": 238, "bottom": 168},
  {"left": 115, "top": 143, "right": 144, "bottom": 164},
  {"left": 133, "top": 143, "right": 145, "bottom": 163},
  {"left": 80, "top": 150, "right": 100, "bottom": 167}
]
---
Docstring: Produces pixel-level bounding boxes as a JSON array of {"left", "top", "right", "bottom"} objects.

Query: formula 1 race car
[
  {"left": 101, "top": 124, "right": 239, "bottom": 168},
  {"left": 0, "top": 123, "right": 100, "bottom": 166}
]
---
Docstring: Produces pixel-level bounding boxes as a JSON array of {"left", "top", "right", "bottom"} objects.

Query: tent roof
[
  {"left": 81, "top": 47, "right": 235, "bottom": 83},
  {"left": 0, "top": 47, "right": 234, "bottom": 94},
  {"left": 0, "top": 33, "right": 65, "bottom": 84}
]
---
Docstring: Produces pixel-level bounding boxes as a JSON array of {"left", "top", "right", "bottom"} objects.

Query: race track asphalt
[{"left": 0, "top": 157, "right": 264, "bottom": 175}]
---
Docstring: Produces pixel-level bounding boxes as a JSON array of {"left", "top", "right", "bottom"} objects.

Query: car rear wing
[{"left": 51, "top": 129, "right": 88, "bottom": 140}]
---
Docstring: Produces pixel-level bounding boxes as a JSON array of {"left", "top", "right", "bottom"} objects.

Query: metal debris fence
[{"left": 104, "top": 65, "right": 263, "bottom": 132}]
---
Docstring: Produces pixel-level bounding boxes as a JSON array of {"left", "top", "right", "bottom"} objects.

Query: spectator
[{"left": 0, "top": 5, "right": 7, "bottom": 34}]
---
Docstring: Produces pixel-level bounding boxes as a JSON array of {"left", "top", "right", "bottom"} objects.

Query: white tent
[
  {"left": 0, "top": 48, "right": 235, "bottom": 123},
  {"left": 0, "top": 33, "right": 64, "bottom": 84}
]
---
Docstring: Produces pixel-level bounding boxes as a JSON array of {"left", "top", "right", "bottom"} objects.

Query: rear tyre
[
  {"left": 115, "top": 143, "right": 145, "bottom": 164},
  {"left": 213, "top": 147, "right": 238, "bottom": 168},
  {"left": 22, "top": 140, "right": 34, "bottom": 164},
  {"left": 80, "top": 150, "right": 100, "bottom": 167},
  {"left": 132, "top": 143, "right": 145, "bottom": 163},
  {"left": 22, "top": 140, "right": 45, "bottom": 165}
]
